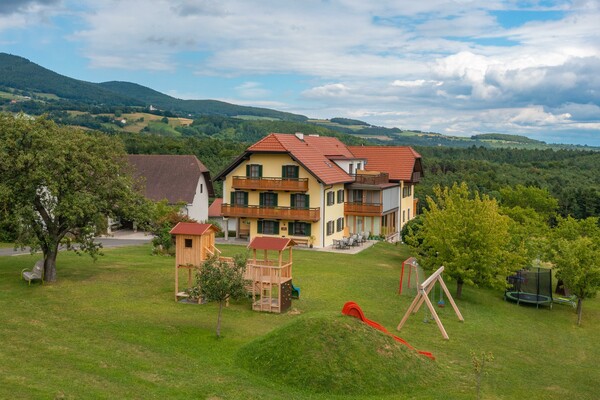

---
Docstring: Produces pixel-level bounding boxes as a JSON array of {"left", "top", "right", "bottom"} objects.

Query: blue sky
[{"left": 1, "top": 0, "right": 600, "bottom": 146}]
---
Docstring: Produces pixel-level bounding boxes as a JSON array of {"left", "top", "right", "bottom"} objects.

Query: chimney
[{"left": 295, "top": 132, "right": 304, "bottom": 141}]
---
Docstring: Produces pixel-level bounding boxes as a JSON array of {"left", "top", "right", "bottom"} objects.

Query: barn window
[{"left": 184, "top": 239, "right": 193, "bottom": 248}]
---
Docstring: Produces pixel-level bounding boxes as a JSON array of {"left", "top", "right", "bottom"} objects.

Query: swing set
[{"left": 397, "top": 266, "right": 464, "bottom": 340}]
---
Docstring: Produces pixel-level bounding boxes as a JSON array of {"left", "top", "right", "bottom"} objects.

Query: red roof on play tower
[
  {"left": 248, "top": 236, "right": 296, "bottom": 251},
  {"left": 170, "top": 222, "right": 217, "bottom": 236}
]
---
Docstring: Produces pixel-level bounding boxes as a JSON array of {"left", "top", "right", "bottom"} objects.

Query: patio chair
[{"left": 22, "top": 260, "right": 44, "bottom": 286}]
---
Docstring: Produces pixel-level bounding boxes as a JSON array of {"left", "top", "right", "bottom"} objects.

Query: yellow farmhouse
[{"left": 214, "top": 133, "right": 422, "bottom": 248}]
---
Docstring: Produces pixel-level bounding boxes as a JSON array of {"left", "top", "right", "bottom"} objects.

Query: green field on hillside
[{"left": 1, "top": 243, "right": 598, "bottom": 399}]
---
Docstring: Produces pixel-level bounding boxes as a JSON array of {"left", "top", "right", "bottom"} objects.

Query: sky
[{"left": 1, "top": 0, "right": 600, "bottom": 146}]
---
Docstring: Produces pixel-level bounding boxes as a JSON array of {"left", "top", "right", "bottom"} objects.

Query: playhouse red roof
[
  {"left": 170, "top": 222, "right": 216, "bottom": 236},
  {"left": 248, "top": 236, "right": 296, "bottom": 251}
]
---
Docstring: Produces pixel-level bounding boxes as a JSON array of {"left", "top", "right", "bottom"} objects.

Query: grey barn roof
[{"left": 127, "top": 155, "right": 214, "bottom": 203}]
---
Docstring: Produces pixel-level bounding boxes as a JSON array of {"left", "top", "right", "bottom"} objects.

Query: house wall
[
  {"left": 175, "top": 235, "right": 204, "bottom": 267},
  {"left": 399, "top": 182, "right": 415, "bottom": 230},
  {"left": 186, "top": 174, "right": 209, "bottom": 222},
  {"left": 321, "top": 182, "right": 346, "bottom": 247},
  {"left": 223, "top": 153, "right": 334, "bottom": 247},
  {"left": 382, "top": 187, "right": 400, "bottom": 213}
]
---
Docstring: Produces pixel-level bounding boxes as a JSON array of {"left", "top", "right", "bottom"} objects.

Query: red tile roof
[
  {"left": 127, "top": 155, "right": 214, "bottom": 203},
  {"left": 208, "top": 198, "right": 223, "bottom": 218},
  {"left": 170, "top": 222, "right": 217, "bottom": 236},
  {"left": 248, "top": 236, "right": 296, "bottom": 251},
  {"left": 248, "top": 133, "right": 354, "bottom": 185},
  {"left": 348, "top": 146, "right": 421, "bottom": 182}
]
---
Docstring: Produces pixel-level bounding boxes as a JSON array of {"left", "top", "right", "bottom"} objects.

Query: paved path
[{"left": 0, "top": 230, "right": 152, "bottom": 257}]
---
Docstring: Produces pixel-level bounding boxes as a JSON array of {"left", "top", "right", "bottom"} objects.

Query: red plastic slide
[{"left": 341, "top": 301, "right": 435, "bottom": 360}]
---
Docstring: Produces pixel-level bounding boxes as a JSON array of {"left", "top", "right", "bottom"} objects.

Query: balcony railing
[
  {"left": 222, "top": 204, "right": 320, "bottom": 221},
  {"left": 344, "top": 202, "right": 383, "bottom": 216},
  {"left": 353, "top": 172, "right": 390, "bottom": 185},
  {"left": 232, "top": 176, "right": 309, "bottom": 192}
]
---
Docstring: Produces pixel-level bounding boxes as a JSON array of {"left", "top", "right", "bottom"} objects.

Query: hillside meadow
[{"left": 1, "top": 242, "right": 598, "bottom": 399}]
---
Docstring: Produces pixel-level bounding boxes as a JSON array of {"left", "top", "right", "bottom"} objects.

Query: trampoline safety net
[{"left": 505, "top": 267, "right": 553, "bottom": 308}]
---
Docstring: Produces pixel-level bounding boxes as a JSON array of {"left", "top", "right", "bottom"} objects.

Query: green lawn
[
  {"left": 0, "top": 242, "right": 14, "bottom": 248},
  {"left": 1, "top": 243, "right": 598, "bottom": 399}
]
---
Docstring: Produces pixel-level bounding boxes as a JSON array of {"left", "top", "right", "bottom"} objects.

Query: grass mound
[{"left": 237, "top": 313, "right": 440, "bottom": 396}]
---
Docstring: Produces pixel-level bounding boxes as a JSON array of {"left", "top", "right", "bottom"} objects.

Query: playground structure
[
  {"left": 505, "top": 267, "right": 553, "bottom": 309},
  {"left": 246, "top": 236, "right": 296, "bottom": 313},
  {"left": 170, "top": 222, "right": 298, "bottom": 313},
  {"left": 398, "top": 257, "right": 420, "bottom": 295},
  {"left": 397, "top": 266, "right": 464, "bottom": 340},
  {"left": 342, "top": 301, "right": 434, "bottom": 360},
  {"left": 170, "top": 222, "right": 221, "bottom": 302}
]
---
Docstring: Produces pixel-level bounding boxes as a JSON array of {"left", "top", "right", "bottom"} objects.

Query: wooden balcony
[
  {"left": 344, "top": 202, "right": 383, "bottom": 216},
  {"left": 222, "top": 204, "right": 320, "bottom": 221},
  {"left": 232, "top": 176, "right": 309, "bottom": 192},
  {"left": 353, "top": 172, "right": 390, "bottom": 185}
]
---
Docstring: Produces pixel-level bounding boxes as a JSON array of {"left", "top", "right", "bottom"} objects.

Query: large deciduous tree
[
  {"left": 407, "top": 182, "right": 521, "bottom": 299},
  {"left": 551, "top": 217, "right": 600, "bottom": 326},
  {"left": 0, "top": 114, "right": 148, "bottom": 282}
]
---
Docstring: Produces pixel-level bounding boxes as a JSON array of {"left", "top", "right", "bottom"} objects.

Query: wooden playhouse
[
  {"left": 246, "top": 237, "right": 296, "bottom": 313},
  {"left": 170, "top": 222, "right": 220, "bottom": 301}
]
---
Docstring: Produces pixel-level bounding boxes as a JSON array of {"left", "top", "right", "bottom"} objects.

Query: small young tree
[
  {"left": 552, "top": 217, "right": 600, "bottom": 326},
  {"left": 196, "top": 254, "right": 249, "bottom": 338}
]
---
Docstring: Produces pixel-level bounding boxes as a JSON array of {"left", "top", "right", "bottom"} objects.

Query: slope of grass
[
  {"left": 1, "top": 242, "right": 599, "bottom": 399},
  {"left": 238, "top": 313, "right": 440, "bottom": 396}
]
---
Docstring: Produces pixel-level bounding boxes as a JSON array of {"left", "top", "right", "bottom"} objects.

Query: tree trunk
[
  {"left": 576, "top": 298, "right": 583, "bottom": 326},
  {"left": 43, "top": 247, "right": 59, "bottom": 283},
  {"left": 456, "top": 279, "right": 464, "bottom": 299},
  {"left": 216, "top": 300, "right": 224, "bottom": 338}
]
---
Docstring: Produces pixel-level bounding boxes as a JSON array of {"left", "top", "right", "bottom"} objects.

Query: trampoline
[{"left": 505, "top": 268, "right": 553, "bottom": 309}]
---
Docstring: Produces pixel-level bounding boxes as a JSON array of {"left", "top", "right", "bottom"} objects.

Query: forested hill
[
  {"left": 98, "top": 81, "right": 307, "bottom": 121},
  {"left": 0, "top": 53, "right": 140, "bottom": 106},
  {"left": 0, "top": 53, "right": 307, "bottom": 121}
]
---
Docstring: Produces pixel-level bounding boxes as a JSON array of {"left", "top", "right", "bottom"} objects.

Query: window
[
  {"left": 257, "top": 220, "right": 279, "bottom": 235},
  {"left": 327, "top": 191, "right": 335, "bottom": 206},
  {"left": 349, "top": 163, "right": 354, "bottom": 175},
  {"left": 337, "top": 189, "right": 344, "bottom": 204},
  {"left": 403, "top": 185, "right": 412, "bottom": 198},
  {"left": 291, "top": 193, "right": 309, "bottom": 209},
  {"left": 336, "top": 217, "right": 344, "bottom": 232},
  {"left": 289, "top": 222, "right": 311, "bottom": 236},
  {"left": 407, "top": 208, "right": 411, "bottom": 220},
  {"left": 326, "top": 220, "right": 335, "bottom": 236},
  {"left": 350, "top": 189, "right": 363, "bottom": 203},
  {"left": 246, "top": 164, "right": 262, "bottom": 178},
  {"left": 282, "top": 165, "right": 299, "bottom": 179},
  {"left": 260, "top": 192, "right": 278, "bottom": 207},
  {"left": 184, "top": 238, "right": 193, "bottom": 248},
  {"left": 403, "top": 210, "right": 406, "bottom": 223},
  {"left": 356, "top": 162, "right": 362, "bottom": 171},
  {"left": 200, "top": 184, "right": 203, "bottom": 193},
  {"left": 231, "top": 191, "right": 248, "bottom": 206}
]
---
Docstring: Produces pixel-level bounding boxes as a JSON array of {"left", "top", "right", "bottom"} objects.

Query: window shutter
[
  {"left": 258, "top": 165, "right": 263, "bottom": 177},
  {"left": 259, "top": 192, "right": 264, "bottom": 206},
  {"left": 274, "top": 221, "right": 280, "bottom": 234},
  {"left": 257, "top": 220, "right": 263, "bottom": 234},
  {"left": 246, "top": 164, "right": 250, "bottom": 176},
  {"left": 288, "top": 222, "right": 295, "bottom": 234},
  {"left": 305, "top": 194, "right": 310, "bottom": 209},
  {"left": 244, "top": 192, "right": 248, "bottom": 206},
  {"left": 282, "top": 165, "right": 287, "bottom": 178},
  {"left": 290, "top": 193, "right": 296, "bottom": 207},
  {"left": 230, "top": 191, "right": 235, "bottom": 205},
  {"left": 305, "top": 223, "right": 311, "bottom": 236},
  {"left": 294, "top": 166, "right": 299, "bottom": 178}
]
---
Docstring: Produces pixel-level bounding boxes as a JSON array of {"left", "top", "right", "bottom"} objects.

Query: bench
[{"left": 22, "top": 260, "right": 44, "bottom": 285}]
